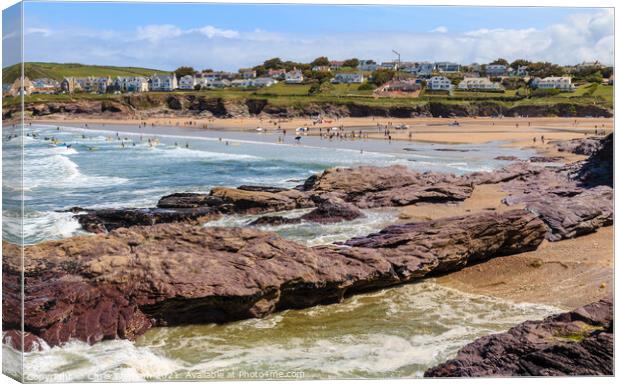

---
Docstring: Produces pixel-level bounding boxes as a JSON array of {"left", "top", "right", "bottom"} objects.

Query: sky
[{"left": 2, "top": 2, "right": 615, "bottom": 71}]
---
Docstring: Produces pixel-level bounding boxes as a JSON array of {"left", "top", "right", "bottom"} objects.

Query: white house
[
  {"left": 380, "top": 61, "right": 398, "bottom": 70},
  {"left": 285, "top": 69, "right": 304, "bottom": 84},
  {"left": 427, "top": 76, "right": 453, "bottom": 91},
  {"left": 231, "top": 79, "right": 253, "bottom": 87},
  {"left": 312, "top": 65, "right": 331, "bottom": 72},
  {"left": 252, "top": 77, "right": 278, "bottom": 87},
  {"left": 435, "top": 62, "right": 460, "bottom": 73},
  {"left": 486, "top": 64, "right": 508, "bottom": 76},
  {"left": 150, "top": 74, "right": 177, "bottom": 91},
  {"left": 114, "top": 76, "right": 149, "bottom": 92},
  {"left": 457, "top": 77, "right": 504, "bottom": 91},
  {"left": 332, "top": 73, "right": 364, "bottom": 84},
  {"left": 531, "top": 77, "right": 575, "bottom": 91},
  {"left": 178, "top": 75, "right": 196, "bottom": 90},
  {"left": 207, "top": 79, "right": 231, "bottom": 88},
  {"left": 358, "top": 59, "right": 378, "bottom": 72}
]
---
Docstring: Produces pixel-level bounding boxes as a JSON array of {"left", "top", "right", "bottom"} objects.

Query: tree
[
  {"left": 510, "top": 59, "right": 531, "bottom": 70},
  {"left": 490, "top": 58, "right": 509, "bottom": 66},
  {"left": 308, "top": 81, "right": 334, "bottom": 95},
  {"left": 308, "top": 70, "right": 333, "bottom": 83},
  {"left": 263, "top": 58, "right": 284, "bottom": 69},
  {"left": 342, "top": 58, "right": 360, "bottom": 68},
  {"left": 528, "top": 62, "right": 565, "bottom": 78},
  {"left": 311, "top": 56, "right": 330, "bottom": 67},
  {"left": 174, "top": 66, "right": 195, "bottom": 79},
  {"left": 371, "top": 69, "right": 395, "bottom": 86},
  {"left": 194, "top": 84, "right": 202, "bottom": 91}
]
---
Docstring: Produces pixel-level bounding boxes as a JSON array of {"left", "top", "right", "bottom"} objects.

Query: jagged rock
[
  {"left": 576, "top": 133, "right": 613, "bottom": 187},
  {"left": 424, "top": 298, "right": 613, "bottom": 377},
  {"left": 505, "top": 186, "right": 613, "bottom": 241},
  {"left": 343, "top": 209, "right": 546, "bottom": 277},
  {"left": 74, "top": 207, "right": 220, "bottom": 233},
  {"left": 157, "top": 192, "right": 221, "bottom": 208},
  {"left": 529, "top": 156, "right": 564, "bottom": 163},
  {"left": 2, "top": 209, "right": 546, "bottom": 349},
  {"left": 237, "top": 185, "right": 290, "bottom": 193},
  {"left": 2, "top": 330, "right": 47, "bottom": 352},
  {"left": 467, "top": 162, "right": 544, "bottom": 185},
  {"left": 495, "top": 156, "right": 519, "bottom": 161},
  {"left": 306, "top": 165, "right": 473, "bottom": 207},
  {"left": 209, "top": 186, "right": 313, "bottom": 214},
  {"left": 248, "top": 216, "right": 302, "bottom": 226},
  {"left": 300, "top": 194, "right": 365, "bottom": 223},
  {"left": 551, "top": 136, "right": 604, "bottom": 156}
]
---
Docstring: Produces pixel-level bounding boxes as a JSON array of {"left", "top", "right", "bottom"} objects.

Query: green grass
[{"left": 2, "top": 62, "right": 169, "bottom": 83}]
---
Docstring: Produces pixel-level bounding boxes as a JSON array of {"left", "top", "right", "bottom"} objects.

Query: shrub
[
  {"left": 358, "top": 83, "right": 376, "bottom": 91},
  {"left": 531, "top": 88, "right": 561, "bottom": 97}
]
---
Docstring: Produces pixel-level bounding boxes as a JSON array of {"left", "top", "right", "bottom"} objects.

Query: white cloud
[
  {"left": 136, "top": 24, "right": 182, "bottom": 43},
  {"left": 18, "top": 9, "right": 614, "bottom": 71},
  {"left": 25, "top": 27, "right": 52, "bottom": 37},
  {"left": 191, "top": 26, "right": 239, "bottom": 39}
]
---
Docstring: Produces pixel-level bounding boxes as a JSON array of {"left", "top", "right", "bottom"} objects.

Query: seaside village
[{"left": 4, "top": 58, "right": 612, "bottom": 97}]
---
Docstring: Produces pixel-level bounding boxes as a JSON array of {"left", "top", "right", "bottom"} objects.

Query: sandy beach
[{"left": 36, "top": 116, "right": 613, "bottom": 147}]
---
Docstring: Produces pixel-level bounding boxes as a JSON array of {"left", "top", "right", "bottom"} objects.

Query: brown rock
[{"left": 425, "top": 298, "right": 613, "bottom": 377}]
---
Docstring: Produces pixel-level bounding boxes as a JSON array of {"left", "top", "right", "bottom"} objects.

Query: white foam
[
  {"left": 152, "top": 146, "right": 261, "bottom": 161},
  {"left": 23, "top": 153, "right": 127, "bottom": 191},
  {"left": 205, "top": 208, "right": 399, "bottom": 246}
]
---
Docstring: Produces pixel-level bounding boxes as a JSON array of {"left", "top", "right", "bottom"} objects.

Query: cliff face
[{"left": 3, "top": 94, "right": 613, "bottom": 120}]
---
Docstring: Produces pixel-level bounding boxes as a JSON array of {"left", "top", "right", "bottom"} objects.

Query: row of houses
[{"left": 425, "top": 75, "right": 575, "bottom": 92}]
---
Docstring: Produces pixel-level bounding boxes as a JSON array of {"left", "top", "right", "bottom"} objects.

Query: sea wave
[{"left": 23, "top": 153, "right": 127, "bottom": 190}]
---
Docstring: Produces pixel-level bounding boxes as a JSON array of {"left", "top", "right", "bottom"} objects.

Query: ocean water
[{"left": 2, "top": 123, "right": 553, "bottom": 381}]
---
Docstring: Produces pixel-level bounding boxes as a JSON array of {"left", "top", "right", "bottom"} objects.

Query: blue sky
[{"left": 2, "top": 2, "right": 614, "bottom": 70}]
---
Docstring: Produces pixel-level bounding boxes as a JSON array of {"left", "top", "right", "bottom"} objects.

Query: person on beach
[{"left": 533, "top": 137, "right": 537, "bottom": 144}]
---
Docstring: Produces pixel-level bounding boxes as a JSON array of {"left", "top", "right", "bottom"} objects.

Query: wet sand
[{"left": 400, "top": 184, "right": 613, "bottom": 310}]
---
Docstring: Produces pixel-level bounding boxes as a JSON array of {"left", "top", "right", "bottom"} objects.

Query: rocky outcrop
[
  {"left": 300, "top": 194, "right": 365, "bottom": 223},
  {"left": 551, "top": 136, "right": 605, "bottom": 156},
  {"left": 3, "top": 209, "right": 546, "bottom": 351},
  {"left": 576, "top": 133, "right": 613, "bottom": 187},
  {"left": 71, "top": 206, "right": 221, "bottom": 233},
  {"left": 208, "top": 186, "right": 313, "bottom": 214},
  {"left": 425, "top": 298, "right": 613, "bottom": 377},
  {"left": 304, "top": 165, "right": 474, "bottom": 208},
  {"left": 504, "top": 186, "right": 612, "bottom": 241}
]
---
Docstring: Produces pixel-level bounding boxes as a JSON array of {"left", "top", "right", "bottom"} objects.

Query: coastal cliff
[{"left": 3, "top": 94, "right": 613, "bottom": 120}]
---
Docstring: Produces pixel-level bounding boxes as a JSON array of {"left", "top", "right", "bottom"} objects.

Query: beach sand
[{"left": 36, "top": 116, "right": 613, "bottom": 147}]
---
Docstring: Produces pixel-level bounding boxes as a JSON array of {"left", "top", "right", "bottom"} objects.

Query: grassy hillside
[{"left": 2, "top": 62, "right": 169, "bottom": 83}]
